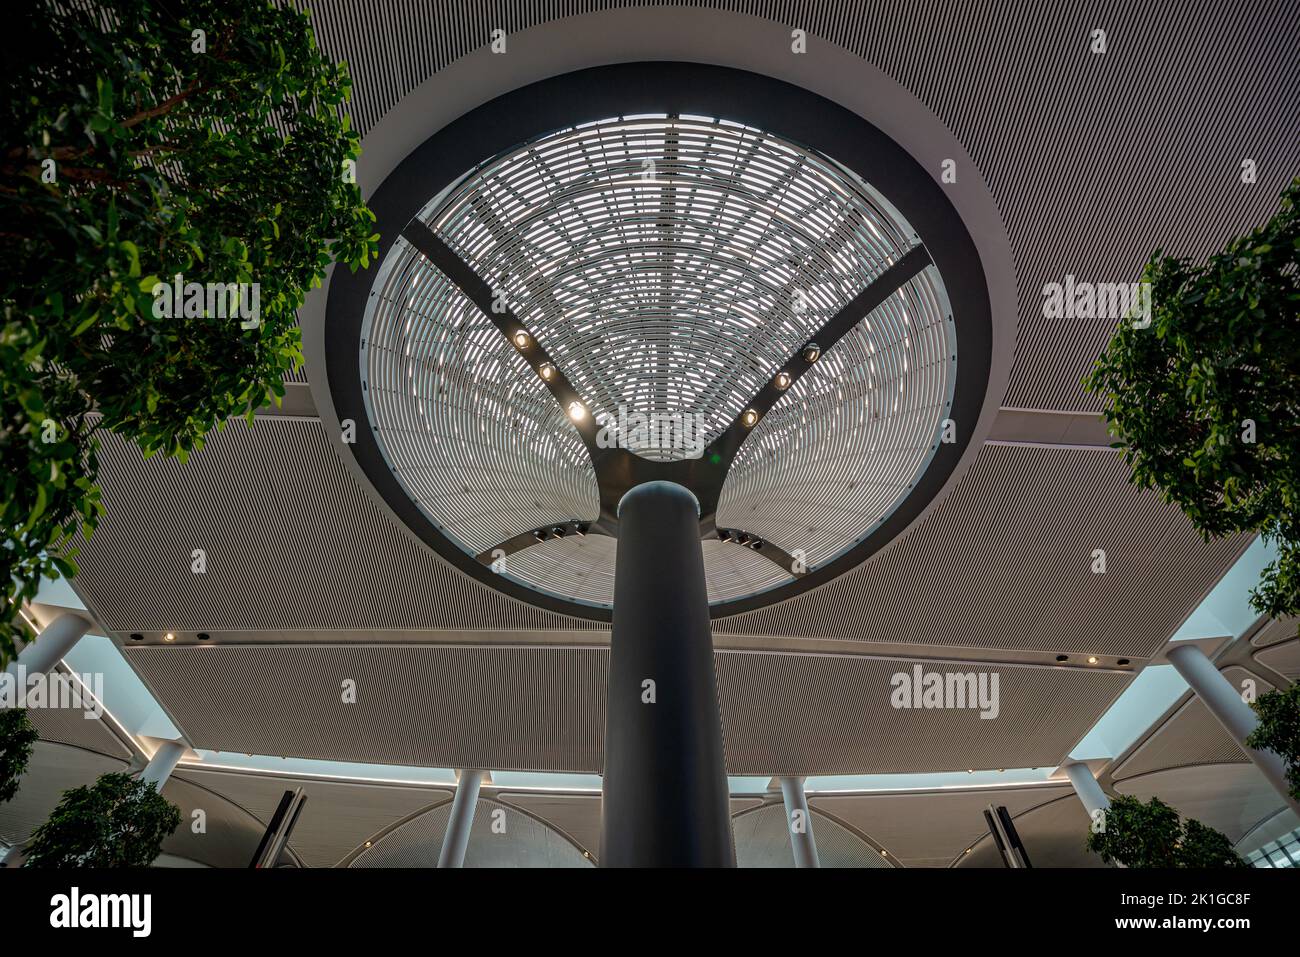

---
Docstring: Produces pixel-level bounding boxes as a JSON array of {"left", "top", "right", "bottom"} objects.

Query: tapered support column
[
  {"left": 139, "top": 740, "right": 186, "bottom": 790},
  {"left": 779, "top": 776, "right": 821, "bottom": 868},
  {"left": 600, "top": 481, "right": 735, "bottom": 867},
  {"left": 1167, "top": 643, "right": 1300, "bottom": 815},
  {"left": 3, "top": 612, "right": 91, "bottom": 681},
  {"left": 1063, "top": 761, "right": 1111, "bottom": 820},
  {"left": 437, "top": 769, "right": 484, "bottom": 868}
]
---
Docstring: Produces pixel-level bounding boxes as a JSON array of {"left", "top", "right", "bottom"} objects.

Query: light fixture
[
  {"left": 512, "top": 329, "right": 531, "bottom": 350},
  {"left": 568, "top": 401, "right": 587, "bottom": 421},
  {"left": 742, "top": 408, "right": 759, "bottom": 427},
  {"left": 197, "top": 632, "right": 211, "bottom": 641},
  {"left": 573, "top": 524, "right": 587, "bottom": 537},
  {"left": 538, "top": 362, "right": 556, "bottom": 381},
  {"left": 1117, "top": 658, "right": 1130, "bottom": 666},
  {"left": 1087, "top": 656, "right": 1099, "bottom": 664},
  {"left": 533, "top": 529, "right": 548, "bottom": 542},
  {"left": 736, "top": 532, "right": 750, "bottom": 547},
  {"left": 748, "top": 538, "right": 763, "bottom": 550},
  {"left": 718, "top": 529, "right": 732, "bottom": 543},
  {"left": 802, "top": 342, "right": 821, "bottom": 363},
  {"left": 1055, "top": 655, "right": 1069, "bottom": 662},
  {"left": 163, "top": 632, "right": 175, "bottom": 642},
  {"left": 774, "top": 371, "right": 791, "bottom": 390},
  {"left": 130, "top": 633, "right": 144, "bottom": 642},
  {"left": 364, "top": 841, "right": 372, "bottom": 848},
  {"left": 551, "top": 526, "right": 566, "bottom": 538}
]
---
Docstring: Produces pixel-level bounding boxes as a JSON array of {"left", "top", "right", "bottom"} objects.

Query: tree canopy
[{"left": 1, "top": 1, "right": 376, "bottom": 664}]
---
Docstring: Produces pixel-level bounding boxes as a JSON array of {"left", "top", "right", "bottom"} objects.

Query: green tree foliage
[
  {"left": 23, "top": 771, "right": 182, "bottom": 868},
  {"left": 0, "top": 1, "right": 377, "bottom": 665},
  {"left": 1246, "top": 683, "right": 1300, "bottom": 801},
  {"left": 1085, "top": 794, "right": 1246, "bottom": 868},
  {"left": 0, "top": 708, "right": 39, "bottom": 804},
  {"left": 1085, "top": 180, "right": 1300, "bottom": 624}
]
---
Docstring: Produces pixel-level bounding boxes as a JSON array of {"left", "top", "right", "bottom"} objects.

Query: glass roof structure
[{"left": 360, "top": 114, "right": 956, "bottom": 607}]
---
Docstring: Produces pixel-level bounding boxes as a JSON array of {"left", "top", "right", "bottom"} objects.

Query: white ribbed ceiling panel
[{"left": 364, "top": 241, "right": 599, "bottom": 555}]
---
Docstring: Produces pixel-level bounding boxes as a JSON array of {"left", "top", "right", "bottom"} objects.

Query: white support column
[
  {"left": 138, "top": 740, "right": 186, "bottom": 790},
  {"left": 437, "top": 769, "right": 484, "bottom": 868},
  {"left": 1063, "top": 761, "right": 1111, "bottom": 820},
  {"left": 3, "top": 612, "right": 91, "bottom": 681},
  {"left": 778, "top": 776, "right": 821, "bottom": 868},
  {"left": 1167, "top": 642, "right": 1300, "bottom": 815}
]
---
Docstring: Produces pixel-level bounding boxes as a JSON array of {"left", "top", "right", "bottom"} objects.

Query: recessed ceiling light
[
  {"left": 1056, "top": 655, "right": 1069, "bottom": 662},
  {"left": 551, "top": 526, "right": 566, "bottom": 538},
  {"left": 749, "top": 539, "right": 763, "bottom": 550},
  {"left": 573, "top": 524, "right": 587, "bottom": 537},
  {"left": 742, "top": 408, "right": 759, "bottom": 427},
  {"left": 364, "top": 841, "right": 372, "bottom": 848},
  {"left": 163, "top": 632, "right": 175, "bottom": 642},
  {"left": 567, "top": 401, "right": 587, "bottom": 421},
  {"left": 197, "top": 632, "right": 211, "bottom": 641},
  {"left": 774, "top": 371, "right": 791, "bottom": 390},
  {"left": 538, "top": 362, "right": 556, "bottom": 381},
  {"left": 802, "top": 342, "right": 821, "bottom": 363},
  {"left": 1087, "top": 656, "right": 1099, "bottom": 664},
  {"left": 130, "top": 633, "right": 144, "bottom": 641},
  {"left": 512, "top": 329, "right": 531, "bottom": 350},
  {"left": 1117, "top": 658, "right": 1130, "bottom": 666},
  {"left": 533, "top": 529, "right": 548, "bottom": 542}
]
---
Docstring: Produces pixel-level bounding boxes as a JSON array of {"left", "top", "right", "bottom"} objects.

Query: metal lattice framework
[{"left": 362, "top": 114, "right": 956, "bottom": 606}]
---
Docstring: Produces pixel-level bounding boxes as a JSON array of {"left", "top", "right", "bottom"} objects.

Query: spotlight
[
  {"left": 736, "top": 532, "right": 750, "bottom": 546},
  {"left": 551, "top": 526, "right": 566, "bottom": 538},
  {"left": 742, "top": 408, "right": 759, "bottom": 427},
  {"left": 568, "top": 401, "right": 587, "bottom": 421},
  {"left": 1055, "top": 655, "right": 1069, "bottom": 662},
  {"left": 163, "top": 632, "right": 175, "bottom": 642},
  {"left": 1087, "top": 656, "right": 1099, "bottom": 664},
  {"left": 130, "top": 633, "right": 144, "bottom": 642},
  {"left": 718, "top": 529, "right": 732, "bottom": 543},
  {"left": 573, "top": 524, "right": 587, "bottom": 537},
  {"left": 538, "top": 362, "right": 556, "bottom": 381},
  {"left": 533, "top": 529, "right": 548, "bottom": 542},
  {"left": 1117, "top": 658, "right": 1130, "bottom": 666},
  {"left": 197, "top": 632, "right": 211, "bottom": 641},
  {"left": 802, "top": 342, "right": 821, "bottom": 363},
  {"left": 749, "top": 539, "right": 763, "bottom": 550},
  {"left": 774, "top": 371, "right": 791, "bottom": 390},
  {"left": 512, "top": 329, "right": 531, "bottom": 350}
]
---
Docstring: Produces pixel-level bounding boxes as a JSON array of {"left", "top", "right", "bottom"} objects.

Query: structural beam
[
  {"left": 1167, "top": 643, "right": 1300, "bottom": 815},
  {"left": 778, "top": 776, "right": 821, "bottom": 868},
  {"left": 401, "top": 222, "right": 602, "bottom": 458},
  {"left": 703, "top": 243, "right": 932, "bottom": 468},
  {"left": 3, "top": 612, "right": 91, "bottom": 681},
  {"left": 437, "top": 769, "right": 485, "bottom": 868},
  {"left": 600, "top": 481, "right": 734, "bottom": 866}
]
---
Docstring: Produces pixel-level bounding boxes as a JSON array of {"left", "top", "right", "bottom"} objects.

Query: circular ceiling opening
[{"left": 327, "top": 63, "right": 992, "bottom": 621}]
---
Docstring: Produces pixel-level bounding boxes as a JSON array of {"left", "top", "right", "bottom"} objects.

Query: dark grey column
[{"left": 600, "top": 481, "right": 735, "bottom": 867}]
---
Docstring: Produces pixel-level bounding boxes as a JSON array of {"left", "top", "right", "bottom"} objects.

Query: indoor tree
[
  {"left": 0, "top": 0, "right": 377, "bottom": 665},
  {"left": 1085, "top": 179, "right": 1300, "bottom": 626},
  {"left": 21, "top": 771, "right": 182, "bottom": 868},
  {"left": 0, "top": 708, "right": 38, "bottom": 804},
  {"left": 1246, "top": 683, "right": 1300, "bottom": 801},
  {"left": 1086, "top": 795, "right": 1246, "bottom": 868}
]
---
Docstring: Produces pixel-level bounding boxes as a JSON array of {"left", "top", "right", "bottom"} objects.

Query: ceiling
[{"left": 32, "top": 0, "right": 1300, "bottom": 795}]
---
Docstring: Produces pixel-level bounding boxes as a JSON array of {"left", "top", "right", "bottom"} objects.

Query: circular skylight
[{"left": 360, "top": 114, "right": 956, "bottom": 607}]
